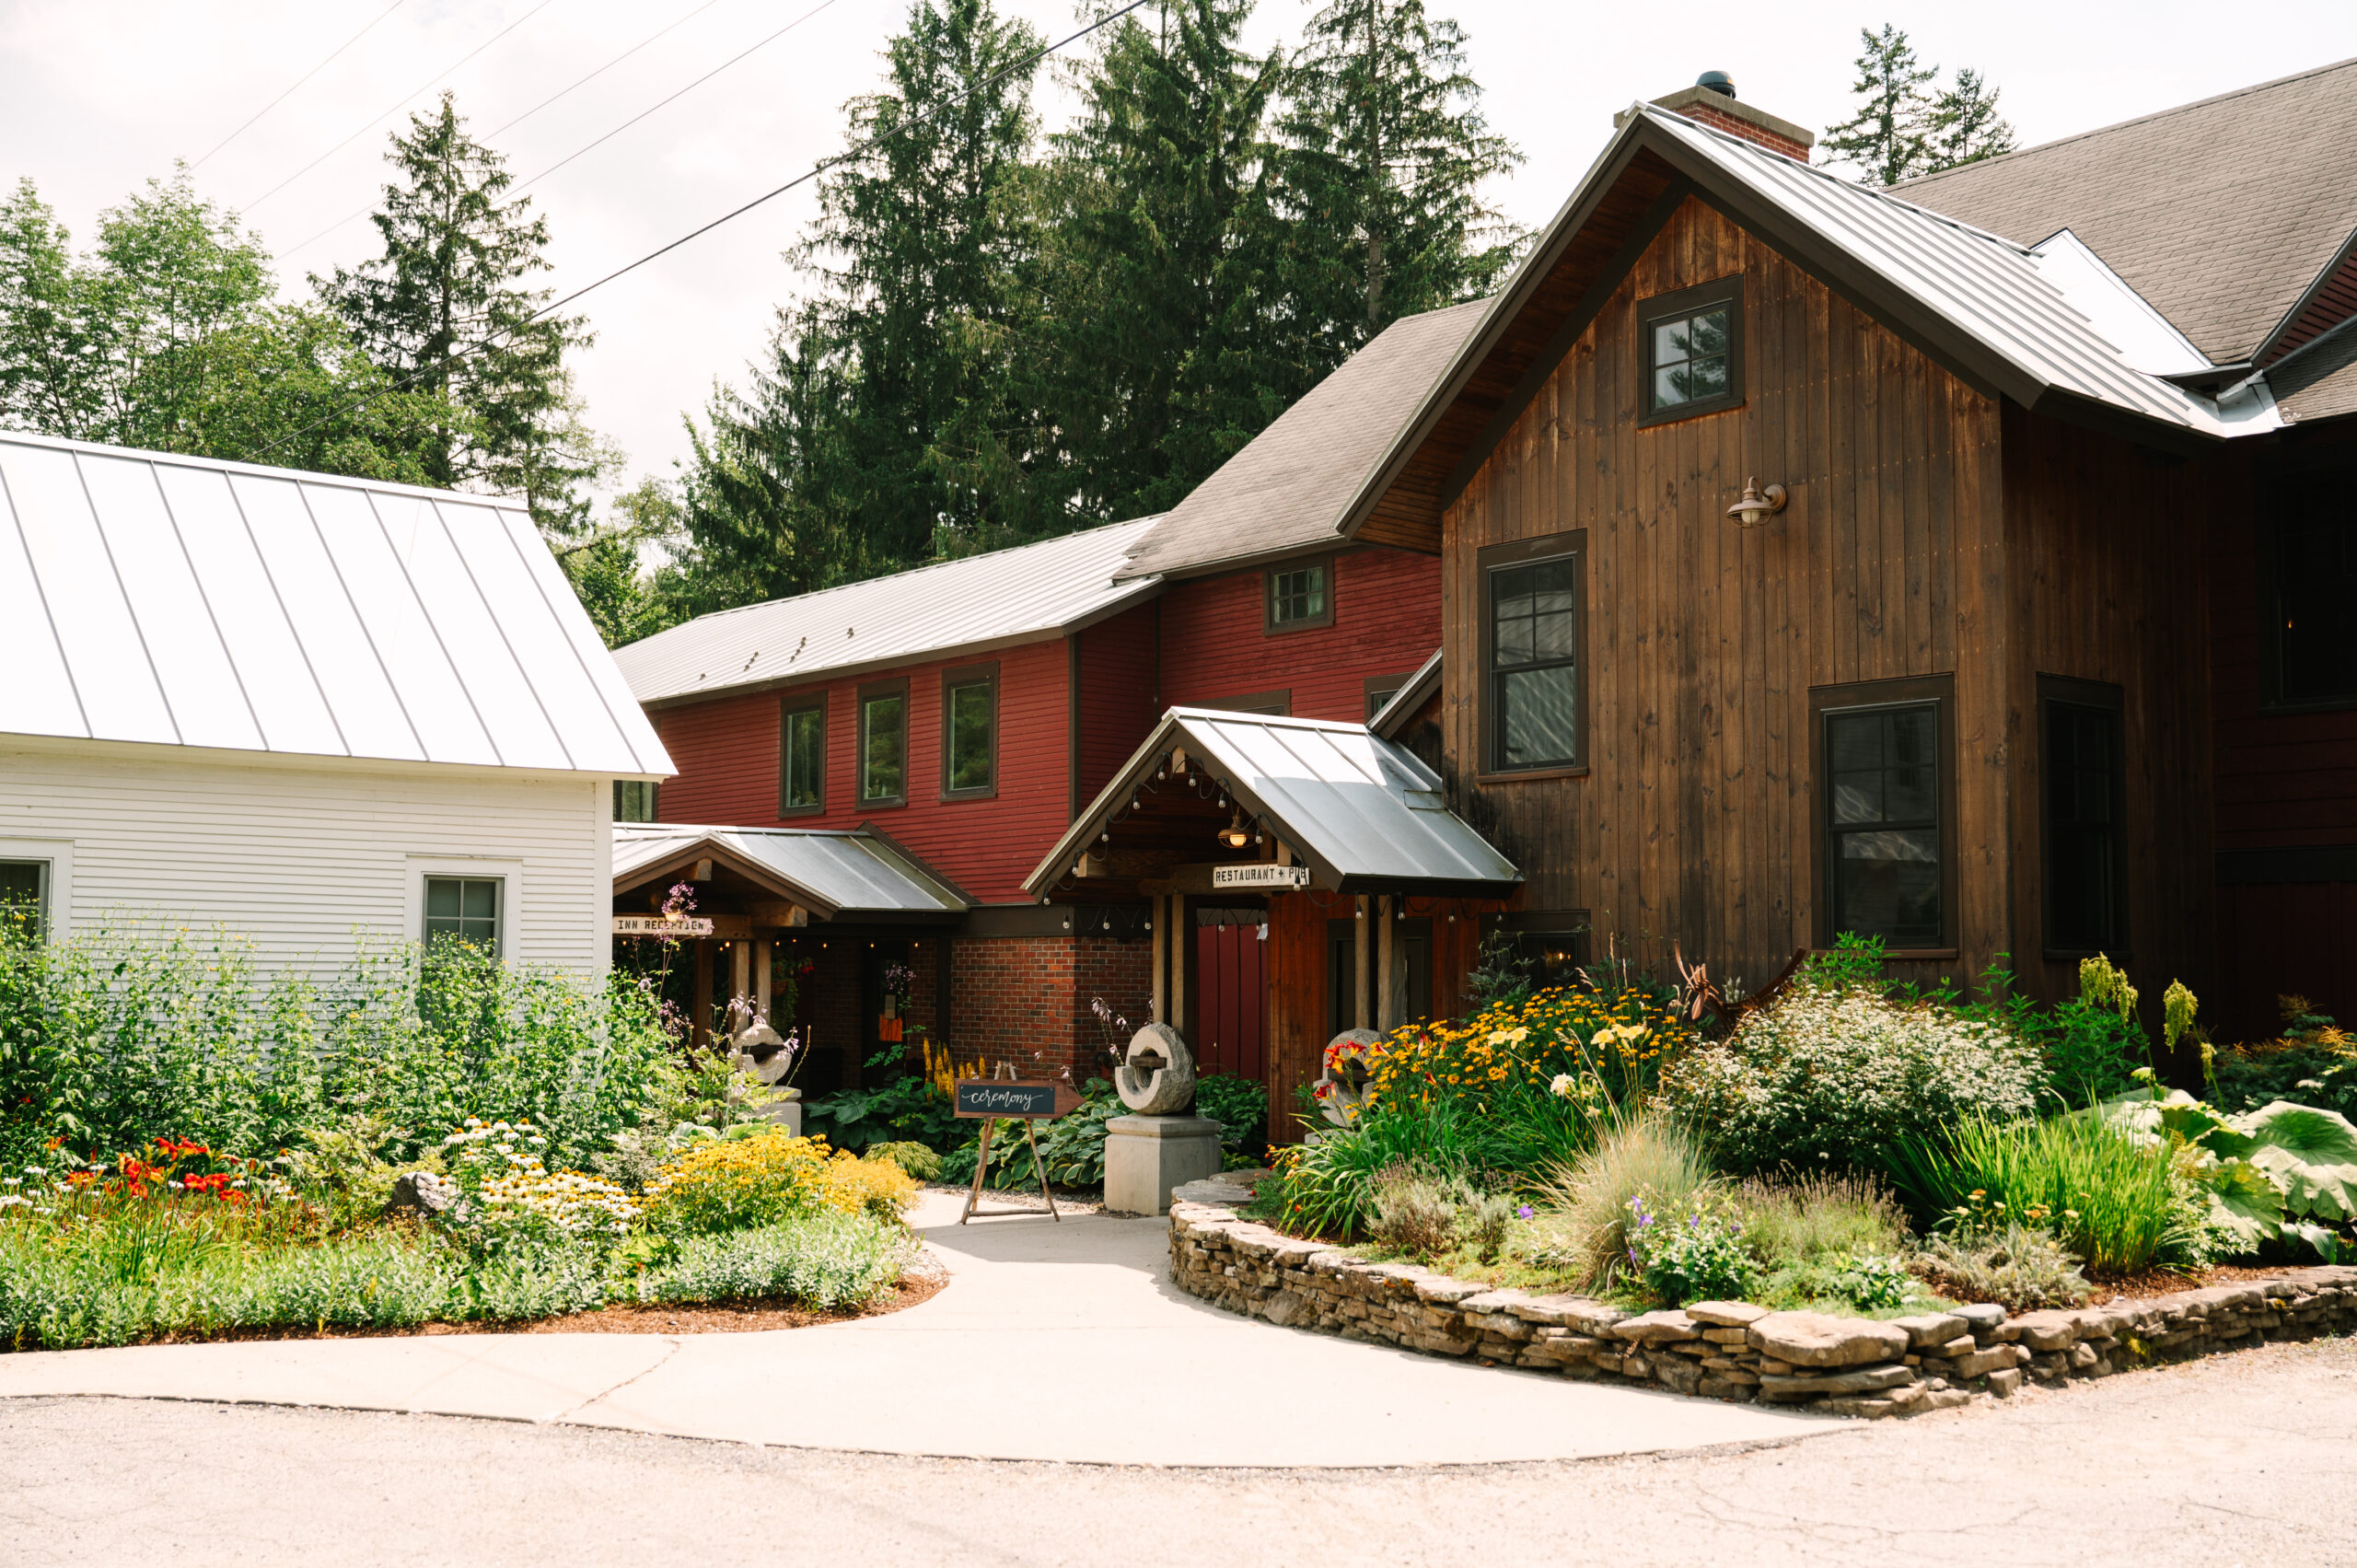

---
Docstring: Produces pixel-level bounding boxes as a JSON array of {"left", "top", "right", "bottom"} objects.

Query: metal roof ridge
[{"left": 0, "top": 426, "right": 527, "bottom": 510}]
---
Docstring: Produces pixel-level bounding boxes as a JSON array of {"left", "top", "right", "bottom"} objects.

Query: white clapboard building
[{"left": 0, "top": 431, "right": 670, "bottom": 975}]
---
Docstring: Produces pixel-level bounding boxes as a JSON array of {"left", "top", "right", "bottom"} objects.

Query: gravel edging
[{"left": 1169, "top": 1202, "right": 2357, "bottom": 1419}]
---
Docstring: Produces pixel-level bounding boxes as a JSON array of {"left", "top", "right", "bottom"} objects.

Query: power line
[
  {"left": 192, "top": 0, "right": 412, "bottom": 169},
  {"left": 485, "top": 0, "right": 733, "bottom": 141},
  {"left": 242, "top": 0, "right": 569, "bottom": 214},
  {"left": 256, "top": 0, "right": 1153, "bottom": 465},
  {"left": 282, "top": 0, "right": 833, "bottom": 261}
]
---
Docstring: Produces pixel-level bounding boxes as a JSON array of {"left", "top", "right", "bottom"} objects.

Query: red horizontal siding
[
  {"left": 651, "top": 638, "right": 1074, "bottom": 902},
  {"left": 1159, "top": 547, "right": 1441, "bottom": 724},
  {"left": 1075, "top": 601, "right": 1160, "bottom": 807}
]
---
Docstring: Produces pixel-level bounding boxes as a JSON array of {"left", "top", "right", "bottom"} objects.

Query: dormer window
[{"left": 1639, "top": 279, "right": 1743, "bottom": 425}]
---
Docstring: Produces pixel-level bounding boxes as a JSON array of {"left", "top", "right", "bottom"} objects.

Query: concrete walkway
[{"left": 0, "top": 1193, "right": 1833, "bottom": 1466}]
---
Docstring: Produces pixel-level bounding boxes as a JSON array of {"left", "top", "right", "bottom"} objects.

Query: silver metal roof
[
  {"left": 614, "top": 823, "right": 970, "bottom": 920},
  {"left": 1025, "top": 707, "right": 1521, "bottom": 899},
  {"left": 614, "top": 517, "right": 1164, "bottom": 707},
  {"left": 0, "top": 430, "right": 670, "bottom": 776},
  {"left": 1368, "top": 648, "right": 1441, "bottom": 739},
  {"left": 1637, "top": 107, "right": 2275, "bottom": 440}
]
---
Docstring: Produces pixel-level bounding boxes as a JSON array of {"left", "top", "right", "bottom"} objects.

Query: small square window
[
  {"left": 1266, "top": 560, "right": 1333, "bottom": 632},
  {"left": 0, "top": 860, "right": 46, "bottom": 941},
  {"left": 424, "top": 876, "right": 501, "bottom": 952},
  {"left": 859, "top": 681, "right": 908, "bottom": 805},
  {"left": 613, "top": 781, "right": 659, "bottom": 823},
  {"left": 780, "top": 698, "right": 826, "bottom": 815},
  {"left": 1638, "top": 281, "right": 1743, "bottom": 425}
]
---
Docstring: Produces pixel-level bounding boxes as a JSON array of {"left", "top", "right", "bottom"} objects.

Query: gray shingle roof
[
  {"left": 1117, "top": 300, "right": 1489, "bottom": 579},
  {"left": 614, "top": 517, "right": 1161, "bottom": 707},
  {"left": 1898, "top": 56, "right": 2357, "bottom": 365}
]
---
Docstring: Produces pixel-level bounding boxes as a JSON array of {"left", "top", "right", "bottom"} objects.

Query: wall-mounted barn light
[{"left": 1726, "top": 477, "right": 1788, "bottom": 528}]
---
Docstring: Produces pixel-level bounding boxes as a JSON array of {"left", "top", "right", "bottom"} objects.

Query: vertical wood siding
[
  {"left": 651, "top": 638, "right": 1074, "bottom": 903},
  {"left": 1158, "top": 548, "right": 1442, "bottom": 722},
  {"left": 0, "top": 743, "right": 604, "bottom": 974},
  {"left": 1443, "top": 196, "right": 2012, "bottom": 993}
]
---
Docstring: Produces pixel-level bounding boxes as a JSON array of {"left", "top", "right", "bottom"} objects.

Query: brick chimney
[{"left": 1616, "top": 71, "right": 1816, "bottom": 163}]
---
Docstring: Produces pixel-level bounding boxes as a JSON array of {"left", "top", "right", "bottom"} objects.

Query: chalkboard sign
[{"left": 954, "top": 1079, "right": 1081, "bottom": 1119}]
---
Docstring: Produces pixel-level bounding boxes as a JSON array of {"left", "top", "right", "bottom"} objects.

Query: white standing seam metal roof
[
  {"left": 613, "top": 517, "right": 1165, "bottom": 707},
  {"left": 1025, "top": 707, "right": 1522, "bottom": 899},
  {"left": 613, "top": 823, "right": 970, "bottom": 919},
  {"left": 0, "top": 431, "right": 670, "bottom": 776},
  {"left": 1634, "top": 107, "right": 2277, "bottom": 440}
]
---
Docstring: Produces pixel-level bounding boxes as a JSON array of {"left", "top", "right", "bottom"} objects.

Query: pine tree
[
  {"left": 324, "top": 92, "right": 604, "bottom": 539},
  {"left": 1031, "top": 0, "right": 1287, "bottom": 521},
  {"left": 792, "top": 0, "right": 1051, "bottom": 571},
  {"left": 1821, "top": 25, "right": 1938, "bottom": 187},
  {"left": 1274, "top": 0, "right": 1521, "bottom": 370},
  {"left": 1929, "top": 67, "right": 2016, "bottom": 172}
]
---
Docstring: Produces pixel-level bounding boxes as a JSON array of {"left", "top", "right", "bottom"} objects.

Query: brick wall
[{"left": 947, "top": 933, "right": 1152, "bottom": 1078}]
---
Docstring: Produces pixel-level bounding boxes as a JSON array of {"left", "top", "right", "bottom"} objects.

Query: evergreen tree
[
  {"left": 324, "top": 92, "right": 605, "bottom": 540},
  {"left": 557, "top": 476, "right": 692, "bottom": 647},
  {"left": 1031, "top": 0, "right": 1287, "bottom": 521},
  {"left": 1274, "top": 0, "right": 1521, "bottom": 370},
  {"left": 792, "top": 0, "right": 1052, "bottom": 570},
  {"left": 1821, "top": 24, "right": 1937, "bottom": 186},
  {"left": 1929, "top": 67, "right": 2016, "bottom": 171}
]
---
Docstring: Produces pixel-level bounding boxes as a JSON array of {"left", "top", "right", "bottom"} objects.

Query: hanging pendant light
[{"left": 1217, "top": 808, "right": 1250, "bottom": 849}]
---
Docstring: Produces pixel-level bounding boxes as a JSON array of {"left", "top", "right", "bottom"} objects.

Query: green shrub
[
  {"left": 1526, "top": 1113, "right": 1714, "bottom": 1289},
  {"left": 1912, "top": 1223, "right": 2092, "bottom": 1310},
  {"left": 1366, "top": 1163, "right": 1457, "bottom": 1257},
  {"left": 1194, "top": 1074, "right": 1268, "bottom": 1156},
  {"left": 1732, "top": 1172, "right": 1910, "bottom": 1265},
  {"left": 1660, "top": 984, "right": 2042, "bottom": 1176},
  {"left": 1889, "top": 1111, "right": 2212, "bottom": 1276},
  {"left": 2213, "top": 1005, "right": 2357, "bottom": 1124},
  {"left": 638, "top": 1213, "right": 911, "bottom": 1311},
  {"left": 865, "top": 1142, "right": 944, "bottom": 1181},
  {"left": 1623, "top": 1191, "right": 1758, "bottom": 1306},
  {"left": 1263, "top": 1099, "right": 1490, "bottom": 1240}
]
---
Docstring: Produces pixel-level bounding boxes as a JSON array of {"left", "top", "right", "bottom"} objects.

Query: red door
[{"left": 1194, "top": 922, "right": 1267, "bottom": 1082}]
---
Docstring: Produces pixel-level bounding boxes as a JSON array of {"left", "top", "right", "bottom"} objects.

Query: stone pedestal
[
  {"left": 1103, "top": 1115, "right": 1224, "bottom": 1216},
  {"left": 759, "top": 1097, "right": 805, "bottom": 1137}
]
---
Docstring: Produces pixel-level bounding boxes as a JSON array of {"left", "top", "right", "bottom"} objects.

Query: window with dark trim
[
  {"left": 613, "top": 781, "right": 658, "bottom": 823},
  {"left": 857, "top": 679, "right": 908, "bottom": 807},
  {"left": 0, "top": 860, "right": 46, "bottom": 941},
  {"left": 940, "top": 662, "right": 998, "bottom": 799},
  {"left": 1638, "top": 278, "right": 1743, "bottom": 425},
  {"left": 1811, "top": 676, "right": 1956, "bottom": 952},
  {"left": 779, "top": 695, "right": 826, "bottom": 816},
  {"left": 2263, "top": 460, "right": 2357, "bottom": 708},
  {"left": 424, "top": 876, "right": 501, "bottom": 952},
  {"left": 1209, "top": 690, "right": 1290, "bottom": 716},
  {"left": 2040, "top": 676, "right": 2127, "bottom": 956},
  {"left": 1266, "top": 559, "right": 1333, "bottom": 632},
  {"left": 1364, "top": 672, "right": 1418, "bottom": 722},
  {"left": 1480, "top": 531, "right": 1585, "bottom": 772}
]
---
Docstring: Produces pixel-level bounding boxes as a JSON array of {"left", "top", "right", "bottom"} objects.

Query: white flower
[{"left": 1549, "top": 1074, "right": 1577, "bottom": 1098}]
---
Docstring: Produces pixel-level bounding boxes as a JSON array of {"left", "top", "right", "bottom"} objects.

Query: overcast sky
[{"left": 5, "top": 0, "right": 2353, "bottom": 513}]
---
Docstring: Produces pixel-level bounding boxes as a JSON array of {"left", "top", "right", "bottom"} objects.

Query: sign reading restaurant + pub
[
  {"left": 953, "top": 1080, "right": 1083, "bottom": 1119},
  {"left": 1211, "top": 864, "right": 1311, "bottom": 889},
  {"left": 611, "top": 914, "right": 716, "bottom": 937}
]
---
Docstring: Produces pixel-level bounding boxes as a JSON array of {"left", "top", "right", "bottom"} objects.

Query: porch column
[
  {"left": 1377, "top": 895, "right": 1402, "bottom": 1032},
  {"left": 731, "top": 939, "right": 751, "bottom": 1005},
  {"left": 754, "top": 938, "right": 772, "bottom": 1021},
  {"left": 1151, "top": 895, "right": 1168, "bottom": 1028},
  {"left": 691, "top": 939, "right": 714, "bottom": 1051},
  {"left": 1353, "top": 896, "right": 1371, "bottom": 1030}
]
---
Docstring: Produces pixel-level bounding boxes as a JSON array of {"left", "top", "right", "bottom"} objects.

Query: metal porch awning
[
  {"left": 614, "top": 823, "right": 970, "bottom": 923},
  {"left": 1022, "top": 707, "right": 1521, "bottom": 901}
]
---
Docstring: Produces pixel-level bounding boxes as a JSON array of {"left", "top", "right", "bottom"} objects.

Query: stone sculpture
[
  {"left": 1312, "top": 1028, "right": 1383, "bottom": 1126},
  {"left": 1115, "top": 1021, "right": 1197, "bottom": 1114}
]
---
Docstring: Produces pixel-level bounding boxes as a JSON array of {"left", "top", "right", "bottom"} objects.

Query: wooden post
[
  {"left": 1353, "top": 896, "right": 1371, "bottom": 1030},
  {"left": 1174, "top": 895, "right": 1196, "bottom": 1041},
  {"left": 754, "top": 938, "right": 772, "bottom": 1021},
  {"left": 691, "top": 939, "right": 714, "bottom": 1051},
  {"left": 731, "top": 939, "right": 751, "bottom": 1005},
  {"left": 1377, "top": 895, "right": 1401, "bottom": 1032},
  {"left": 1151, "top": 895, "right": 1168, "bottom": 1027}
]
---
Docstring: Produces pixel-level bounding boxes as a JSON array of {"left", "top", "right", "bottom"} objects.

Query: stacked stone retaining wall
[{"left": 1169, "top": 1202, "right": 2357, "bottom": 1418}]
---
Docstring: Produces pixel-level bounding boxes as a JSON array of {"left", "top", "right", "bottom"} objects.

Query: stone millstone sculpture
[
  {"left": 1115, "top": 1021, "right": 1197, "bottom": 1114},
  {"left": 723, "top": 997, "right": 795, "bottom": 1087}
]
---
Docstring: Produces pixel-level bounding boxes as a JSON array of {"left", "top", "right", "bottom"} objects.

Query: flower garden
[
  {"left": 1248, "top": 937, "right": 2357, "bottom": 1318},
  {"left": 0, "top": 926, "right": 924, "bottom": 1351}
]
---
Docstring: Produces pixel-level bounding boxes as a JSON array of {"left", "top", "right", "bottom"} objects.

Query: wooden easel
[{"left": 956, "top": 1064, "right": 1074, "bottom": 1224}]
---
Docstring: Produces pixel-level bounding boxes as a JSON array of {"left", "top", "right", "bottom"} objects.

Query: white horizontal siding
[{"left": 0, "top": 744, "right": 606, "bottom": 977}]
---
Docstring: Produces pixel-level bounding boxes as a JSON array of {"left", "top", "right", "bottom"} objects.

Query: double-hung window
[
  {"left": 941, "top": 664, "right": 998, "bottom": 798},
  {"left": 424, "top": 876, "right": 502, "bottom": 952},
  {"left": 2041, "top": 677, "right": 2127, "bottom": 955},
  {"left": 613, "top": 781, "right": 659, "bottom": 822},
  {"left": 1813, "top": 676, "right": 1956, "bottom": 950},
  {"left": 1481, "top": 532, "right": 1585, "bottom": 772},
  {"left": 1638, "top": 280, "right": 1743, "bottom": 425},
  {"left": 859, "top": 679, "right": 908, "bottom": 807},
  {"left": 780, "top": 696, "right": 826, "bottom": 815}
]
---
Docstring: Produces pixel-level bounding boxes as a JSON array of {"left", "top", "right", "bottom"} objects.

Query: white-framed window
[
  {"left": 0, "top": 839, "right": 72, "bottom": 942},
  {"left": 403, "top": 857, "right": 523, "bottom": 958}
]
